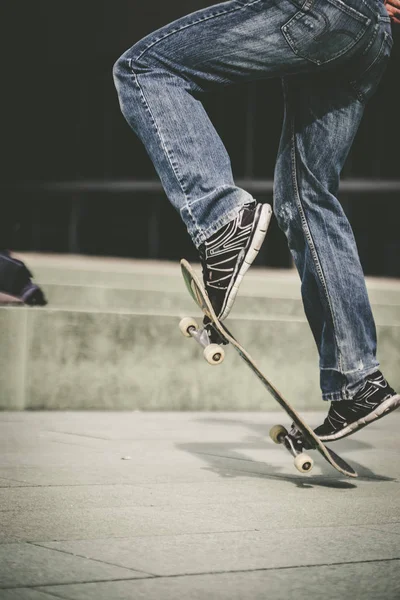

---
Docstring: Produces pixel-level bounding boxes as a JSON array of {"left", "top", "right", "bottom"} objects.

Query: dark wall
[{"left": 1, "top": 2, "right": 399, "bottom": 274}]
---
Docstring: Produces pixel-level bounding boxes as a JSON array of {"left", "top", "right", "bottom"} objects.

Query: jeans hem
[
  {"left": 191, "top": 195, "right": 253, "bottom": 248},
  {"left": 322, "top": 363, "right": 380, "bottom": 401}
]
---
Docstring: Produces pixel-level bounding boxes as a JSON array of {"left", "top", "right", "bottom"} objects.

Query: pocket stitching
[
  {"left": 282, "top": 0, "right": 371, "bottom": 66},
  {"left": 326, "top": 0, "right": 370, "bottom": 24}
]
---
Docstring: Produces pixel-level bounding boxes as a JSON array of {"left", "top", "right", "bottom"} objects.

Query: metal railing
[
  {"left": 5, "top": 178, "right": 400, "bottom": 194},
  {"left": 3, "top": 179, "right": 400, "bottom": 261}
]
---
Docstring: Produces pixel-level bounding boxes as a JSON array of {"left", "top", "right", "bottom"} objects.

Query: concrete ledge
[
  {"left": 1, "top": 254, "right": 399, "bottom": 411},
  {"left": 37, "top": 284, "right": 400, "bottom": 325},
  {"left": 13, "top": 253, "right": 400, "bottom": 324},
  {"left": 0, "top": 309, "right": 27, "bottom": 410},
  {"left": 1, "top": 306, "right": 399, "bottom": 411}
]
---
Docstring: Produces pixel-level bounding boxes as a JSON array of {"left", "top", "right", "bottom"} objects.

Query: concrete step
[
  {"left": 1, "top": 254, "right": 399, "bottom": 411},
  {"left": 37, "top": 284, "right": 400, "bottom": 325},
  {"left": 1, "top": 305, "right": 399, "bottom": 411},
  {"left": 11, "top": 252, "right": 400, "bottom": 297},
  {"left": 12, "top": 253, "right": 400, "bottom": 325}
]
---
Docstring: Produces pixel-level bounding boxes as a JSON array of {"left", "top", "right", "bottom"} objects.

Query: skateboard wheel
[
  {"left": 269, "top": 424, "right": 288, "bottom": 445},
  {"left": 203, "top": 343, "right": 225, "bottom": 366},
  {"left": 179, "top": 317, "right": 199, "bottom": 338},
  {"left": 294, "top": 453, "right": 314, "bottom": 474}
]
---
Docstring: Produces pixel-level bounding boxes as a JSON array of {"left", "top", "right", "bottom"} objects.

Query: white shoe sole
[
  {"left": 318, "top": 394, "right": 400, "bottom": 442},
  {"left": 219, "top": 203, "right": 272, "bottom": 321}
]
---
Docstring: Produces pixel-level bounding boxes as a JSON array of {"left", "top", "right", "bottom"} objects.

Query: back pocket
[{"left": 282, "top": 0, "right": 371, "bottom": 65}]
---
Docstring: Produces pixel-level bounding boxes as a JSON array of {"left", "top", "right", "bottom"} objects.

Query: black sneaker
[
  {"left": 20, "top": 281, "right": 47, "bottom": 306},
  {"left": 199, "top": 202, "right": 272, "bottom": 320},
  {"left": 314, "top": 371, "right": 400, "bottom": 442},
  {"left": 0, "top": 251, "right": 47, "bottom": 306}
]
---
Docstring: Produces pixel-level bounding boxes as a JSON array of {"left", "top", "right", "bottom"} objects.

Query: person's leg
[
  {"left": 274, "top": 14, "right": 399, "bottom": 438},
  {"left": 113, "top": 0, "right": 299, "bottom": 318},
  {"left": 112, "top": 0, "right": 374, "bottom": 318},
  {"left": 113, "top": 1, "right": 290, "bottom": 247},
  {"left": 275, "top": 72, "right": 377, "bottom": 399}
]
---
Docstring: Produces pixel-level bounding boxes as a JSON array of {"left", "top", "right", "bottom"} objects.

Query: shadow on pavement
[{"left": 177, "top": 416, "right": 396, "bottom": 489}]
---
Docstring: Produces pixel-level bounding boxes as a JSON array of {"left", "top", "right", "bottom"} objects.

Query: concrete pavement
[{"left": 0, "top": 411, "right": 399, "bottom": 599}]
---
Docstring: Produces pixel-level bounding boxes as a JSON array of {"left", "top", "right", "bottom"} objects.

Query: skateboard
[{"left": 179, "top": 259, "right": 357, "bottom": 479}]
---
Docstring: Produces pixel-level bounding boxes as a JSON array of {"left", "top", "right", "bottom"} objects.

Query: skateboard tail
[{"left": 325, "top": 446, "right": 357, "bottom": 478}]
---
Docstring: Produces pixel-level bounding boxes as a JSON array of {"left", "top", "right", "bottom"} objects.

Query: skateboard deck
[{"left": 180, "top": 259, "right": 357, "bottom": 479}]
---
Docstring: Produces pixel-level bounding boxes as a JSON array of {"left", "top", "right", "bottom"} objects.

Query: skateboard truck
[
  {"left": 179, "top": 317, "right": 226, "bottom": 365},
  {"left": 269, "top": 425, "right": 315, "bottom": 473}
]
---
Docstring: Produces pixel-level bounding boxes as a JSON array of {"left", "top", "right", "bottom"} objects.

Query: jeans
[{"left": 113, "top": 0, "right": 393, "bottom": 400}]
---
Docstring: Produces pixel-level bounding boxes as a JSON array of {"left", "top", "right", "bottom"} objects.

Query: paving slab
[
  {"left": 0, "top": 478, "right": 27, "bottom": 488},
  {"left": 358, "top": 523, "right": 400, "bottom": 537},
  {"left": 0, "top": 474, "right": 397, "bottom": 513},
  {"left": 36, "top": 525, "right": 400, "bottom": 576},
  {"left": 0, "top": 543, "right": 149, "bottom": 589},
  {"left": 1, "top": 479, "right": 400, "bottom": 543},
  {"left": 37, "top": 560, "right": 400, "bottom": 600},
  {"left": 0, "top": 590, "right": 61, "bottom": 600},
  {"left": 0, "top": 411, "right": 399, "bottom": 597},
  {"left": 2, "top": 488, "right": 399, "bottom": 543}
]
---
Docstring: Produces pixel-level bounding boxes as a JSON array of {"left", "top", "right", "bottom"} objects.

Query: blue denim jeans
[{"left": 113, "top": 0, "right": 393, "bottom": 400}]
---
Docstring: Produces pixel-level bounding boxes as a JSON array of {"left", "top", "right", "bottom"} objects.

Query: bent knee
[
  {"left": 114, "top": 43, "right": 157, "bottom": 82},
  {"left": 112, "top": 53, "right": 129, "bottom": 87}
]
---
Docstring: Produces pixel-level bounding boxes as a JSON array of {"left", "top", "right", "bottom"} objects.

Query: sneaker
[
  {"left": 20, "top": 281, "right": 47, "bottom": 306},
  {"left": 199, "top": 201, "right": 272, "bottom": 320},
  {"left": 0, "top": 251, "right": 47, "bottom": 306},
  {"left": 314, "top": 371, "right": 400, "bottom": 442}
]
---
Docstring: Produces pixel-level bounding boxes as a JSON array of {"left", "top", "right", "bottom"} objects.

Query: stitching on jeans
[
  {"left": 130, "top": 70, "right": 199, "bottom": 235},
  {"left": 287, "top": 91, "right": 344, "bottom": 375},
  {"left": 360, "top": 23, "right": 379, "bottom": 57},
  {"left": 132, "top": 0, "right": 264, "bottom": 65},
  {"left": 326, "top": 0, "right": 370, "bottom": 23},
  {"left": 358, "top": 0, "right": 380, "bottom": 14},
  {"left": 350, "top": 31, "right": 391, "bottom": 103},
  {"left": 187, "top": 185, "right": 235, "bottom": 207},
  {"left": 200, "top": 200, "right": 248, "bottom": 241},
  {"left": 283, "top": 0, "right": 370, "bottom": 66},
  {"left": 127, "top": 0, "right": 264, "bottom": 245}
]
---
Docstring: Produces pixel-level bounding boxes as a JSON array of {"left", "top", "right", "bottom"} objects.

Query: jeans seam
[
  {"left": 131, "top": 70, "right": 199, "bottom": 237},
  {"left": 350, "top": 31, "right": 390, "bottom": 104},
  {"left": 132, "top": 0, "right": 264, "bottom": 66},
  {"left": 289, "top": 112, "right": 344, "bottom": 376}
]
